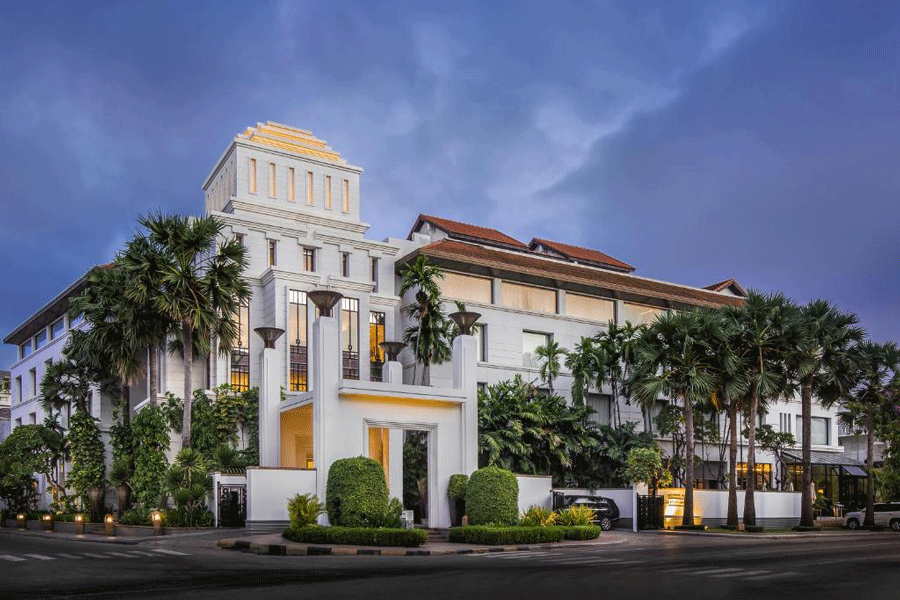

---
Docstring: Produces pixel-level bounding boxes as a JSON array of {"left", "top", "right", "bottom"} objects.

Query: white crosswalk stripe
[
  {"left": 55, "top": 553, "right": 83, "bottom": 559},
  {"left": 81, "top": 553, "right": 109, "bottom": 559},
  {"left": 152, "top": 548, "right": 189, "bottom": 556},
  {"left": 744, "top": 571, "right": 800, "bottom": 581},
  {"left": 0, "top": 555, "right": 26, "bottom": 562},
  {"left": 105, "top": 551, "right": 135, "bottom": 558},
  {"left": 710, "top": 570, "right": 770, "bottom": 579},
  {"left": 23, "top": 554, "right": 55, "bottom": 560},
  {"left": 127, "top": 551, "right": 158, "bottom": 557}
]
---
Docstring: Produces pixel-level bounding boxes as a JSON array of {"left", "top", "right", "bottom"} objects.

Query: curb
[{"left": 218, "top": 535, "right": 627, "bottom": 557}]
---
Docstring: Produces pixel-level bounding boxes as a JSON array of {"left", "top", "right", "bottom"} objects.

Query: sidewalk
[
  {"left": 218, "top": 532, "right": 629, "bottom": 557},
  {"left": 643, "top": 528, "right": 888, "bottom": 540},
  {"left": 0, "top": 525, "right": 235, "bottom": 545}
]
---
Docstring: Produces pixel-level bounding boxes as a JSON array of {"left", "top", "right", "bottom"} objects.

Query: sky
[{"left": 1, "top": 0, "right": 898, "bottom": 369}]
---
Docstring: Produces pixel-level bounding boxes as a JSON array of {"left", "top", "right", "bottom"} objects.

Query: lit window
[
  {"left": 522, "top": 331, "right": 550, "bottom": 368},
  {"left": 288, "top": 167, "right": 295, "bottom": 201},
  {"left": 342, "top": 179, "right": 350, "bottom": 212},
  {"left": 325, "top": 175, "right": 332, "bottom": 209},
  {"left": 341, "top": 252, "right": 350, "bottom": 277},
  {"left": 230, "top": 302, "right": 250, "bottom": 391},
  {"left": 341, "top": 298, "right": 359, "bottom": 380},
  {"left": 502, "top": 281, "right": 556, "bottom": 313},
  {"left": 621, "top": 302, "right": 666, "bottom": 325},
  {"left": 268, "top": 240, "right": 277, "bottom": 267},
  {"left": 303, "top": 248, "right": 316, "bottom": 272},
  {"left": 737, "top": 462, "right": 773, "bottom": 491},
  {"left": 566, "top": 293, "right": 615, "bottom": 324},
  {"left": 441, "top": 272, "right": 492, "bottom": 304},
  {"left": 289, "top": 290, "right": 308, "bottom": 392},
  {"left": 249, "top": 158, "right": 257, "bottom": 193},
  {"left": 369, "top": 311, "right": 386, "bottom": 382},
  {"left": 306, "top": 171, "right": 314, "bottom": 205},
  {"left": 269, "top": 162, "right": 276, "bottom": 197}
]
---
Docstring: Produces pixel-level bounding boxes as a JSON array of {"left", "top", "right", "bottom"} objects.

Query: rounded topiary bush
[
  {"left": 447, "top": 474, "right": 469, "bottom": 500},
  {"left": 326, "top": 457, "right": 388, "bottom": 527},
  {"left": 466, "top": 466, "right": 519, "bottom": 526}
]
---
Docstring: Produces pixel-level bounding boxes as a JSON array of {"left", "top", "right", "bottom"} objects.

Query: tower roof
[{"left": 238, "top": 121, "right": 348, "bottom": 165}]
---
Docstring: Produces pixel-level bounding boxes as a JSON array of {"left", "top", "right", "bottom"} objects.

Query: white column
[
  {"left": 388, "top": 429, "right": 404, "bottom": 500},
  {"left": 312, "top": 315, "right": 341, "bottom": 522},
  {"left": 259, "top": 345, "right": 283, "bottom": 468},
  {"left": 383, "top": 361, "right": 403, "bottom": 384},
  {"left": 452, "top": 334, "right": 479, "bottom": 476}
]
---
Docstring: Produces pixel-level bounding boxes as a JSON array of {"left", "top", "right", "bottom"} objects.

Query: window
[
  {"left": 29, "top": 368, "right": 36, "bottom": 398},
  {"left": 502, "top": 281, "right": 556, "bottom": 313},
  {"left": 621, "top": 302, "right": 665, "bottom": 325},
  {"left": 779, "top": 412, "right": 792, "bottom": 434},
  {"left": 269, "top": 162, "right": 276, "bottom": 197},
  {"left": 288, "top": 167, "right": 295, "bottom": 201},
  {"left": 522, "top": 331, "right": 550, "bottom": 368},
  {"left": 234, "top": 233, "right": 244, "bottom": 247},
  {"left": 226, "top": 165, "right": 231, "bottom": 199},
  {"left": 289, "top": 291, "right": 308, "bottom": 392},
  {"left": 325, "top": 175, "right": 332, "bottom": 209},
  {"left": 342, "top": 179, "right": 350, "bottom": 212},
  {"left": 34, "top": 329, "right": 47, "bottom": 350},
  {"left": 14, "top": 418, "right": 21, "bottom": 429},
  {"left": 371, "top": 257, "right": 379, "bottom": 291},
  {"left": 50, "top": 318, "right": 64, "bottom": 340},
  {"left": 249, "top": 158, "right": 257, "bottom": 193},
  {"left": 268, "top": 239, "right": 277, "bottom": 267},
  {"left": 303, "top": 248, "right": 316, "bottom": 272},
  {"left": 473, "top": 324, "right": 486, "bottom": 362},
  {"left": 737, "top": 462, "right": 773, "bottom": 491},
  {"left": 15, "top": 376, "right": 22, "bottom": 404},
  {"left": 441, "top": 272, "right": 492, "bottom": 304},
  {"left": 566, "top": 293, "right": 615, "bottom": 323},
  {"left": 20, "top": 341, "right": 31, "bottom": 359},
  {"left": 369, "top": 311, "right": 386, "bottom": 382},
  {"left": 70, "top": 312, "right": 84, "bottom": 327},
  {"left": 29, "top": 413, "right": 36, "bottom": 425},
  {"left": 341, "top": 298, "right": 359, "bottom": 380},
  {"left": 306, "top": 171, "right": 314, "bottom": 205},
  {"left": 230, "top": 302, "right": 250, "bottom": 391},
  {"left": 796, "top": 416, "right": 830, "bottom": 446},
  {"left": 586, "top": 393, "right": 612, "bottom": 425},
  {"left": 341, "top": 252, "right": 350, "bottom": 277}
]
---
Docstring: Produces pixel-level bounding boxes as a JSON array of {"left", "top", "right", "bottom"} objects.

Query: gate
[
  {"left": 637, "top": 494, "right": 665, "bottom": 530},
  {"left": 218, "top": 483, "right": 247, "bottom": 528}
]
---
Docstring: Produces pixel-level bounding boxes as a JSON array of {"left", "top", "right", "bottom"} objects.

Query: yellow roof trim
[{"left": 340, "top": 392, "right": 460, "bottom": 408}]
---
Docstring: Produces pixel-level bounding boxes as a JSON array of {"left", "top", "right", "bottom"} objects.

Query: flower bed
[{"left": 283, "top": 526, "right": 427, "bottom": 547}]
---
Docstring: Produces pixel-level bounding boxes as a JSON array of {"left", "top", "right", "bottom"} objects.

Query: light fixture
[
  {"left": 74, "top": 513, "right": 84, "bottom": 534},
  {"left": 379, "top": 341, "right": 407, "bottom": 362},
  {"left": 151, "top": 510, "right": 163, "bottom": 535},
  {"left": 17, "top": 513, "right": 25, "bottom": 529},
  {"left": 42, "top": 513, "right": 53, "bottom": 531},
  {"left": 307, "top": 290, "right": 343, "bottom": 317},
  {"left": 254, "top": 326, "right": 285, "bottom": 349},
  {"left": 448, "top": 311, "right": 481, "bottom": 336},
  {"left": 105, "top": 513, "right": 115, "bottom": 536}
]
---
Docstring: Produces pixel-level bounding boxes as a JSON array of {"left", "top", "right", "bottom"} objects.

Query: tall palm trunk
[
  {"left": 864, "top": 420, "right": 875, "bottom": 527},
  {"left": 181, "top": 322, "right": 193, "bottom": 449},
  {"left": 148, "top": 344, "right": 157, "bottom": 407},
  {"left": 743, "top": 391, "right": 759, "bottom": 526},
  {"left": 799, "top": 379, "right": 814, "bottom": 527},
  {"left": 727, "top": 404, "right": 739, "bottom": 528},
  {"left": 683, "top": 397, "right": 695, "bottom": 526}
]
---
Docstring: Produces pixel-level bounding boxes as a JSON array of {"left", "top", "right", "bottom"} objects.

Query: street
[{"left": 2, "top": 529, "right": 899, "bottom": 599}]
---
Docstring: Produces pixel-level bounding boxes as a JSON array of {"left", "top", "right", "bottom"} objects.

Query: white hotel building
[{"left": 4, "top": 122, "right": 866, "bottom": 522}]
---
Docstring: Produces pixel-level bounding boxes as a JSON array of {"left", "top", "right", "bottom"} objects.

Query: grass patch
[
  {"left": 283, "top": 526, "right": 427, "bottom": 547},
  {"left": 674, "top": 524, "right": 707, "bottom": 531}
]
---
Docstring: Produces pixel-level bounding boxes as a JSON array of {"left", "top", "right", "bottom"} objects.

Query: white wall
[
  {"left": 516, "top": 475, "right": 553, "bottom": 513},
  {"left": 246, "top": 468, "right": 317, "bottom": 523}
]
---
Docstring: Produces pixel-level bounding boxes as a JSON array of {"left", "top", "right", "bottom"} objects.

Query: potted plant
[
  {"left": 88, "top": 486, "right": 106, "bottom": 524},
  {"left": 447, "top": 474, "right": 468, "bottom": 527},
  {"left": 110, "top": 459, "right": 133, "bottom": 516}
]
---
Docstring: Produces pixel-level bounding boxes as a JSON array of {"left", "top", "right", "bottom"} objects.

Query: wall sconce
[
  {"left": 17, "top": 513, "right": 26, "bottom": 529},
  {"left": 42, "top": 513, "right": 53, "bottom": 531},
  {"left": 74, "top": 513, "right": 84, "bottom": 535},
  {"left": 151, "top": 510, "right": 163, "bottom": 536},
  {"left": 105, "top": 513, "right": 115, "bottom": 536}
]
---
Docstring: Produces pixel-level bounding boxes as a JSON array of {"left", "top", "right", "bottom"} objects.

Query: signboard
[{"left": 662, "top": 488, "right": 702, "bottom": 528}]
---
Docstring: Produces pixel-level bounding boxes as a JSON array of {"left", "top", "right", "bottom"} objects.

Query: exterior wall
[
  {"left": 245, "top": 467, "right": 317, "bottom": 524},
  {"left": 516, "top": 475, "right": 553, "bottom": 512},
  {"left": 687, "top": 489, "right": 802, "bottom": 528}
]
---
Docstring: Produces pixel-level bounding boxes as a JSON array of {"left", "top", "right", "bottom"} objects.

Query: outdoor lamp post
[
  {"left": 74, "top": 513, "right": 84, "bottom": 534},
  {"left": 104, "top": 513, "right": 115, "bottom": 536},
  {"left": 42, "top": 513, "right": 53, "bottom": 531},
  {"left": 151, "top": 510, "right": 163, "bottom": 535},
  {"left": 17, "top": 513, "right": 26, "bottom": 529},
  {"left": 379, "top": 341, "right": 407, "bottom": 362},
  {"left": 307, "top": 290, "right": 343, "bottom": 317},
  {"left": 448, "top": 311, "right": 481, "bottom": 336},
  {"left": 254, "top": 326, "right": 285, "bottom": 349}
]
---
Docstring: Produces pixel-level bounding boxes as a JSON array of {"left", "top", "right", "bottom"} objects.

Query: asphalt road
[{"left": 2, "top": 528, "right": 899, "bottom": 600}]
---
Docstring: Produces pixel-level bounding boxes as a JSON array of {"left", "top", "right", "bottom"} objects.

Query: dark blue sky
[{"left": 1, "top": 0, "right": 898, "bottom": 369}]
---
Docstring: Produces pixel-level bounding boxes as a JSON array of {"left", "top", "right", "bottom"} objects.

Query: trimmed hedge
[
  {"left": 447, "top": 474, "right": 469, "bottom": 500},
  {"left": 283, "top": 526, "right": 427, "bottom": 547},
  {"left": 560, "top": 525, "right": 602, "bottom": 540},
  {"left": 466, "top": 466, "right": 518, "bottom": 526},
  {"left": 326, "top": 457, "right": 389, "bottom": 527},
  {"left": 449, "top": 525, "right": 564, "bottom": 545}
]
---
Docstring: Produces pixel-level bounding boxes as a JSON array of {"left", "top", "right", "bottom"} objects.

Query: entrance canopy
[{"left": 782, "top": 450, "right": 867, "bottom": 471}]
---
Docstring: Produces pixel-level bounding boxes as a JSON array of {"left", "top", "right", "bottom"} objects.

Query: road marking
[
  {"left": 106, "top": 551, "right": 136, "bottom": 558},
  {"left": 152, "top": 549, "right": 189, "bottom": 556},
  {"left": 744, "top": 571, "right": 800, "bottom": 581},
  {"left": 678, "top": 567, "right": 744, "bottom": 576},
  {"left": 127, "top": 551, "right": 158, "bottom": 557},
  {"left": 23, "top": 554, "right": 56, "bottom": 560},
  {"left": 710, "top": 570, "right": 770, "bottom": 578},
  {"left": 81, "top": 553, "right": 109, "bottom": 559},
  {"left": 55, "top": 553, "right": 83, "bottom": 559},
  {"left": 0, "top": 555, "right": 26, "bottom": 562}
]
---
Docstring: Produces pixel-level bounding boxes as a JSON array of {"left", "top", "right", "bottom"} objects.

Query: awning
[
  {"left": 782, "top": 450, "right": 866, "bottom": 468},
  {"left": 843, "top": 466, "right": 867, "bottom": 477}
]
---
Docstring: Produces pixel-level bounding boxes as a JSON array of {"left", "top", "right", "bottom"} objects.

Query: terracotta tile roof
[
  {"left": 409, "top": 239, "right": 744, "bottom": 309},
  {"left": 704, "top": 278, "right": 747, "bottom": 296},
  {"left": 530, "top": 238, "right": 635, "bottom": 273},
  {"left": 410, "top": 214, "right": 528, "bottom": 250}
]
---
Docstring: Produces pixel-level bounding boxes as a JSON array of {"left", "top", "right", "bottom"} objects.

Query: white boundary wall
[
  {"left": 516, "top": 475, "right": 553, "bottom": 512},
  {"left": 690, "top": 489, "right": 801, "bottom": 527},
  {"left": 246, "top": 467, "right": 317, "bottom": 524}
]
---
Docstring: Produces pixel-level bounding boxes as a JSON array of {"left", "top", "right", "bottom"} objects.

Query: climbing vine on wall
[
  {"left": 131, "top": 405, "right": 170, "bottom": 507},
  {"left": 67, "top": 410, "right": 106, "bottom": 501}
]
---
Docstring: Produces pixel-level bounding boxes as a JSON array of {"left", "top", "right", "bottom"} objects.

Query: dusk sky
[{"left": 1, "top": 0, "right": 898, "bottom": 370}]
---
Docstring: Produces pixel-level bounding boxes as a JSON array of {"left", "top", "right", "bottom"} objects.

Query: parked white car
[{"left": 844, "top": 503, "right": 900, "bottom": 531}]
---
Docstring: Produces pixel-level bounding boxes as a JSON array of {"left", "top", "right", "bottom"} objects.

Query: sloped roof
[
  {"left": 409, "top": 214, "right": 528, "bottom": 250},
  {"left": 406, "top": 239, "right": 744, "bottom": 309},
  {"left": 783, "top": 450, "right": 865, "bottom": 467},
  {"left": 238, "top": 121, "right": 347, "bottom": 164},
  {"left": 530, "top": 238, "right": 635, "bottom": 273},
  {"left": 704, "top": 278, "right": 747, "bottom": 296}
]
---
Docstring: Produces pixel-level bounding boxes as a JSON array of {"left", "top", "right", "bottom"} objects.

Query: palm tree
[
  {"left": 565, "top": 337, "right": 600, "bottom": 407},
  {"left": 594, "top": 322, "right": 642, "bottom": 428},
  {"left": 784, "top": 300, "right": 863, "bottom": 528},
  {"left": 724, "top": 292, "right": 799, "bottom": 527},
  {"left": 399, "top": 255, "right": 445, "bottom": 385},
  {"left": 631, "top": 309, "right": 723, "bottom": 526},
  {"left": 841, "top": 341, "right": 899, "bottom": 527},
  {"left": 535, "top": 340, "right": 566, "bottom": 394},
  {"left": 138, "top": 213, "right": 250, "bottom": 449}
]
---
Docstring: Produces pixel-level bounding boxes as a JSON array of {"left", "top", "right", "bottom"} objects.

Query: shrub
[
  {"left": 165, "top": 507, "right": 214, "bottom": 527},
  {"left": 447, "top": 474, "right": 469, "bottom": 500},
  {"left": 283, "top": 526, "right": 427, "bottom": 547},
  {"left": 558, "top": 525, "right": 602, "bottom": 540},
  {"left": 448, "top": 525, "right": 564, "bottom": 545},
  {"left": 67, "top": 411, "right": 107, "bottom": 499},
  {"left": 131, "top": 406, "right": 170, "bottom": 507},
  {"left": 288, "top": 493, "right": 325, "bottom": 529},
  {"left": 520, "top": 505, "right": 557, "bottom": 527},
  {"left": 557, "top": 505, "right": 596, "bottom": 526},
  {"left": 370, "top": 497, "right": 403, "bottom": 528},
  {"left": 466, "top": 466, "right": 519, "bottom": 526},
  {"left": 326, "top": 457, "right": 389, "bottom": 527},
  {"left": 119, "top": 506, "right": 155, "bottom": 526},
  {"left": 166, "top": 449, "right": 212, "bottom": 526}
]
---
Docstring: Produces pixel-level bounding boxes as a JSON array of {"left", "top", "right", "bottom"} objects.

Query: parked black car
[{"left": 552, "top": 492, "right": 621, "bottom": 530}]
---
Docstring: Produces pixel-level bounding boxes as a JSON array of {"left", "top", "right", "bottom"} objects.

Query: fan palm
[
  {"left": 784, "top": 300, "right": 863, "bottom": 528},
  {"left": 565, "top": 337, "right": 601, "bottom": 407},
  {"left": 399, "top": 255, "right": 445, "bottom": 385},
  {"left": 535, "top": 340, "right": 566, "bottom": 394},
  {"left": 594, "top": 322, "right": 643, "bottom": 427}
]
